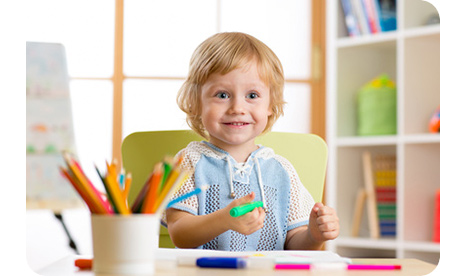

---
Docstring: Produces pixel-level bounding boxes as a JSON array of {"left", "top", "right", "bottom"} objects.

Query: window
[{"left": 26, "top": 0, "right": 319, "bottom": 180}]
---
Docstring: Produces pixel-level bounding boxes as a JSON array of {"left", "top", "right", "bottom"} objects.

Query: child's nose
[{"left": 229, "top": 97, "right": 246, "bottom": 114}]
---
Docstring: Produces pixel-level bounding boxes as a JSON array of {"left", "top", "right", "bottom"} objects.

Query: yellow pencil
[
  {"left": 153, "top": 168, "right": 191, "bottom": 214},
  {"left": 105, "top": 161, "right": 131, "bottom": 215},
  {"left": 155, "top": 170, "right": 191, "bottom": 215}
]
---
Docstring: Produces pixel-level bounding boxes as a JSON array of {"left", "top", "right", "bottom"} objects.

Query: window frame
[{"left": 106, "top": 0, "right": 326, "bottom": 169}]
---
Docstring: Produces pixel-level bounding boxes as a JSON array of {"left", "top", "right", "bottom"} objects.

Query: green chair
[{"left": 121, "top": 130, "right": 328, "bottom": 248}]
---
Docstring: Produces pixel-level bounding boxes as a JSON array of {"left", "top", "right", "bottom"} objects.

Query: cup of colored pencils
[{"left": 59, "top": 152, "right": 192, "bottom": 274}]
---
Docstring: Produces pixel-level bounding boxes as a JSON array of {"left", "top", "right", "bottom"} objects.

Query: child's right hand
[{"left": 225, "top": 192, "right": 265, "bottom": 235}]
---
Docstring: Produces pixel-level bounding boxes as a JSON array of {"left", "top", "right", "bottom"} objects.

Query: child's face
[{"left": 200, "top": 61, "right": 272, "bottom": 151}]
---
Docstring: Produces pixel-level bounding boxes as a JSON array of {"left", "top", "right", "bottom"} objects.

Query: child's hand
[
  {"left": 308, "top": 202, "right": 339, "bottom": 242},
  {"left": 226, "top": 192, "right": 265, "bottom": 235}
]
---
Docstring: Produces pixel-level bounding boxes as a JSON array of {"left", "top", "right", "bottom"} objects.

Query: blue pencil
[{"left": 167, "top": 185, "right": 209, "bottom": 208}]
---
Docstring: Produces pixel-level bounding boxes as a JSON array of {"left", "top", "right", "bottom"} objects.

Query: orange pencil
[
  {"left": 59, "top": 167, "right": 98, "bottom": 213},
  {"left": 142, "top": 163, "right": 164, "bottom": 213}
]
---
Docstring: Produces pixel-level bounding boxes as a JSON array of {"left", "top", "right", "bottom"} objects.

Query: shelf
[
  {"left": 337, "top": 31, "right": 398, "bottom": 49},
  {"left": 336, "top": 134, "right": 440, "bottom": 147},
  {"left": 403, "top": 241, "right": 440, "bottom": 253},
  {"left": 334, "top": 238, "right": 440, "bottom": 254},
  {"left": 402, "top": 133, "right": 440, "bottom": 144},
  {"left": 403, "top": 24, "right": 440, "bottom": 39},
  {"left": 336, "top": 24, "right": 440, "bottom": 49},
  {"left": 335, "top": 237, "right": 398, "bottom": 250},
  {"left": 336, "top": 136, "right": 398, "bottom": 147}
]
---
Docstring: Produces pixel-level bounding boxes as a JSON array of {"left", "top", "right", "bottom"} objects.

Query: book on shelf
[
  {"left": 351, "top": 0, "right": 371, "bottom": 35},
  {"left": 340, "top": 0, "right": 361, "bottom": 36},
  {"left": 362, "top": 0, "right": 381, "bottom": 33},
  {"left": 340, "top": 0, "right": 397, "bottom": 37}
]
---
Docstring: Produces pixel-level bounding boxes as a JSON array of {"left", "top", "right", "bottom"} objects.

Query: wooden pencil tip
[
  {"left": 163, "top": 155, "right": 173, "bottom": 165},
  {"left": 154, "top": 162, "right": 163, "bottom": 171}
]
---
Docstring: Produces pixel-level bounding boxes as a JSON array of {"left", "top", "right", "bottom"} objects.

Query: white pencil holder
[{"left": 91, "top": 214, "right": 160, "bottom": 275}]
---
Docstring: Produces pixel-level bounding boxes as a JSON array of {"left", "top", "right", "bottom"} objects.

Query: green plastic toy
[{"left": 357, "top": 74, "right": 397, "bottom": 136}]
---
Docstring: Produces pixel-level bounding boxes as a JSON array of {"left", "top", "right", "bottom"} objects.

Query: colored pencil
[
  {"left": 105, "top": 161, "right": 131, "bottom": 215},
  {"left": 95, "top": 165, "right": 117, "bottom": 214},
  {"left": 142, "top": 163, "right": 164, "bottom": 214},
  {"left": 131, "top": 174, "right": 152, "bottom": 213},
  {"left": 63, "top": 153, "right": 111, "bottom": 214},
  {"left": 119, "top": 169, "right": 126, "bottom": 190},
  {"left": 72, "top": 158, "right": 114, "bottom": 214},
  {"left": 59, "top": 167, "right": 97, "bottom": 213},
  {"left": 153, "top": 168, "right": 191, "bottom": 215},
  {"left": 167, "top": 185, "right": 208, "bottom": 208},
  {"left": 160, "top": 157, "right": 173, "bottom": 193},
  {"left": 123, "top": 172, "right": 132, "bottom": 199}
]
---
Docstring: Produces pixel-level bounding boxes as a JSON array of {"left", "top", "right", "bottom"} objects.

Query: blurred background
[{"left": 26, "top": 0, "right": 323, "bottom": 271}]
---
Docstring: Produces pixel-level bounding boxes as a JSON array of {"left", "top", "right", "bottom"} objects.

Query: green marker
[{"left": 230, "top": 201, "right": 264, "bottom": 217}]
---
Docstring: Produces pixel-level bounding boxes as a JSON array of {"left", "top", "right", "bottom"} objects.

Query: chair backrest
[
  {"left": 256, "top": 132, "right": 327, "bottom": 203},
  {"left": 121, "top": 130, "right": 328, "bottom": 247}
]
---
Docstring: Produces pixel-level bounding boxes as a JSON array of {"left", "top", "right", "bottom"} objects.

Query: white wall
[{"left": 26, "top": 209, "right": 92, "bottom": 272}]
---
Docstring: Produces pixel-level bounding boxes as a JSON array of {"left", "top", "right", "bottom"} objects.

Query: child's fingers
[
  {"left": 316, "top": 205, "right": 336, "bottom": 217},
  {"left": 247, "top": 208, "right": 266, "bottom": 232},
  {"left": 310, "top": 202, "right": 324, "bottom": 218},
  {"left": 321, "top": 230, "right": 339, "bottom": 240},
  {"left": 234, "top": 192, "right": 255, "bottom": 206},
  {"left": 318, "top": 221, "right": 338, "bottom": 232},
  {"left": 312, "top": 202, "right": 324, "bottom": 212},
  {"left": 316, "top": 215, "right": 334, "bottom": 225}
]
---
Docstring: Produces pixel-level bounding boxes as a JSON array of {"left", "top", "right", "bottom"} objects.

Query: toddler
[{"left": 164, "top": 32, "right": 339, "bottom": 251}]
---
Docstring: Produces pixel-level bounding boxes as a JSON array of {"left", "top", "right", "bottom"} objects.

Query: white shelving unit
[{"left": 325, "top": 0, "right": 440, "bottom": 264}]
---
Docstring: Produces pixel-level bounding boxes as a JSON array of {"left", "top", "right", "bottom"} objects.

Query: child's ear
[{"left": 268, "top": 106, "right": 273, "bottom": 116}]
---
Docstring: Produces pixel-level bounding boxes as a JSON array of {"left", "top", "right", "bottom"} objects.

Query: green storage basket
[{"left": 357, "top": 74, "right": 397, "bottom": 136}]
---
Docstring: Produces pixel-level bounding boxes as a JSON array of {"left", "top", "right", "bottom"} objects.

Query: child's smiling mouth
[{"left": 223, "top": 122, "right": 250, "bottom": 126}]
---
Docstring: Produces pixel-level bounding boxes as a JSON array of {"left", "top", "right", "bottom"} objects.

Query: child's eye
[
  {"left": 215, "top": 92, "right": 229, "bottom": 99},
  {"left": 247, "top": 92, "right": 259, "bottom": 99}
]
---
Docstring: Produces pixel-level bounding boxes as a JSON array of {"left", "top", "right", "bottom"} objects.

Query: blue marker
[{"left": 196, "top": 257, "right": 247, "bottom": 269}]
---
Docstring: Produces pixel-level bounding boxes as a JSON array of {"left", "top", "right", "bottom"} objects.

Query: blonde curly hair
[{"left": 177, "top": 32, "right": 285, "bottom": 139}]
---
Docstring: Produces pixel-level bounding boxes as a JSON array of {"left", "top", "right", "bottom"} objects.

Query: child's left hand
[{"left": 308, "top": 202, "right": 339, "bottom": 242}]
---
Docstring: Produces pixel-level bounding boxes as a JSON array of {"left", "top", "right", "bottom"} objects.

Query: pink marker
[
  {"left": 348, "top": 264, "right": 401, "bottom": 270},
  {"left": 275, "top": 264, "right": 311, "bottom": 270}
]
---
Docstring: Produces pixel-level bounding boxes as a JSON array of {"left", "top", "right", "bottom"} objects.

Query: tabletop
[{"left": 38, "top": 255, "right": 436, "bottom": 276}]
